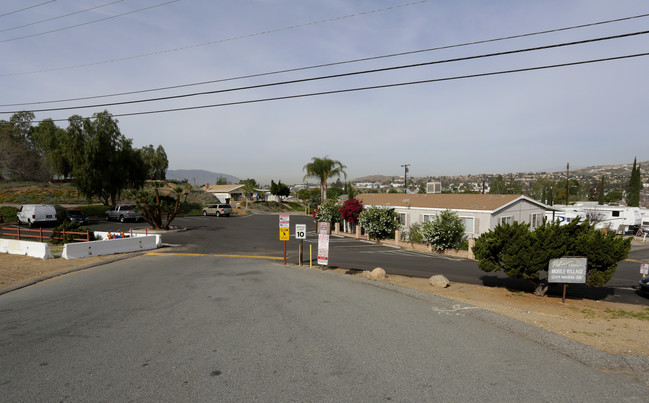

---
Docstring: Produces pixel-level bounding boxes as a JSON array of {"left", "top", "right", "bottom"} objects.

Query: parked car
[
  {"left": 203, "top": 204, "right": 232, "bottom": 217},
  {"left": 17, "top": 204, "right": 58, "bottom": 228},
  {"left": 57, "top": 209, "right": 89, "bottom": 225},
  {"left": 639, "top": 276, "right": 649, "bottom": 295},
  {"left": 105, "top": 205, "right": 141, "bottom": 223}
]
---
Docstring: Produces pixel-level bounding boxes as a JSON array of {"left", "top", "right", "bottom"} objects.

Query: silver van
[
  {"left": 202, "top": 204, "right": 232, "bottom": 217},
  {"left": 17, "top": 204, "right": 58, "bottom": 228}
]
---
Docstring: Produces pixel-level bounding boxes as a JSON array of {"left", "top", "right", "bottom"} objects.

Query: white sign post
[
  {"left": 641, "top": 263, "right": 649, "bottom": 276},
  {"left": 279, "top": 214, "right": 290, "bottom": 264},
  {"left": 318, "top": 233, "right": 329, "bottom": 266},
  {"left": 317, "top": 222, "right": 330, "bottom": 266},
  {"left": 295, "top": 224, "right": 306, "bottom": 239}
]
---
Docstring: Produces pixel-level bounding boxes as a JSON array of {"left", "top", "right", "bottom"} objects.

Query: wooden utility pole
[
  {"left": 565, "top": 162, "right": 570, "bottom": 205},
  {"left": 401, "top": 164, "right": 410, "bottom": 193}
]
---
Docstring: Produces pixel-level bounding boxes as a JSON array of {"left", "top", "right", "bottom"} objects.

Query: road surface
[{"left": 1, "top": 255, "right": 647, "bottom": 401}]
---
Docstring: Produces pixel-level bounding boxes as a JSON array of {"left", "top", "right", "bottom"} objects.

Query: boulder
[
  {"left": 370, "top": 267, "right": 387, "bottom": 280},
  {"left": 429, "top": 275, "right": 450, "bottom": 288}
]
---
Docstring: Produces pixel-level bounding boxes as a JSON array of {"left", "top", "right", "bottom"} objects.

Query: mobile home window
[
  {"left": 398, "top": 213, "right": 407, "bottom": 226},
  {"left": 612, "top": 211, "right": 620, "bottom": 217},
  {"left": 423, "top": 214, "right": 436, "bottom": 222},
  {"left": 500, "top": 216, "right": 513, "bottom": 225},
  {"left": 460, "top": 216, "right": 475, "bottom": 233},
  {"left": 530, "top": 213, "right": 542, "bottom": 229}
]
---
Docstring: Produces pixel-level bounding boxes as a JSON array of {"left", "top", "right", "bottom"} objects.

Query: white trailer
[{"left": 548, "top": 203, "right": 642, "bottom": 234}]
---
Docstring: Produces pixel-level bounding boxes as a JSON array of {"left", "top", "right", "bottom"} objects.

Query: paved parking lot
[{"left": 84, "top": 213, "right": 649, "bottom": 305}]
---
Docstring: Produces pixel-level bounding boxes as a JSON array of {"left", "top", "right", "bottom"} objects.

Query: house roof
[
  {"left": 205, "top": 184, "right": 245, "bottom": 193},
  {"left": 356, "top": 193, "right": 548, "bottom": 212}
]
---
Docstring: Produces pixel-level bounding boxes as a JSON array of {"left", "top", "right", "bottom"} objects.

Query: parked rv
[
  {"left": 16, "top": 204, "right": 58, "bottom": 228},
  {"left": 547, "top": 202, "right": 642, "bottom": 234}
]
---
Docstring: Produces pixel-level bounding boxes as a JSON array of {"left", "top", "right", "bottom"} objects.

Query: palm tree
[
  {"left": 303, "top": 156, "right": 347, "bottom": 201},
  {"left": 240, "top": 178, "right": 257, "bottom": 211}
]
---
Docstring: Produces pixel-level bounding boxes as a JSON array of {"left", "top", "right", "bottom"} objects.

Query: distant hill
[
  {"left": 351, "top": 160, "right": 649, "bottom": 183},
  {"left": 166, "top": 170, "right": 240, "bottom": 186},
  {"left": 351, "top": 175, "right": 402, "bottom": 183}
]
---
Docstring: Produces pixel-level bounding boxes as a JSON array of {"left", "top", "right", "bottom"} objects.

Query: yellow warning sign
[{"left": 279, "top": 227, "right": 290, "bottom": 241}]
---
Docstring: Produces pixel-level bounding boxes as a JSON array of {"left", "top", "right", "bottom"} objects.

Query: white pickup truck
[{"left": 105, "top": 205, "right": 141, "bottom": 223}]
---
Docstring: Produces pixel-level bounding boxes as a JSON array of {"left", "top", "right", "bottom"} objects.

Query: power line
[
  {"left": 0, "top": 0, "right": 124, "bottom": 34},
  {"left": 3, "top": 29, "right": 647, "bottom": 115},
  {"left": 0, "top": 0, "right": 432, "bottom": 75},
  {"left": 3, "top": 9, "right": 648, "bottom": 102},
  {"left": 0, "top": 0, "right": 55, "bottom": 18},
  {"left": 0, "top": 0, "right": 179, "bottom": 43},
  {"left": 30, "top": 52, "right": 649, "bottom": 122}
]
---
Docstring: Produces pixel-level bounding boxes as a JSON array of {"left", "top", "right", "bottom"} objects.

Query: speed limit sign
[{"left": 295, "top": 224, "right": 306, "bottom": 239}]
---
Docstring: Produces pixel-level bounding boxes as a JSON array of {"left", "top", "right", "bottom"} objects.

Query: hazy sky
[{"left": 1, "top": 0, "right": 648, "bottom": 185}]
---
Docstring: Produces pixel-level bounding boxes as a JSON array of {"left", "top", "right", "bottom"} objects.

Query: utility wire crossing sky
[{"left": 1, "top": 0, "right": 647, "bottom": 183}]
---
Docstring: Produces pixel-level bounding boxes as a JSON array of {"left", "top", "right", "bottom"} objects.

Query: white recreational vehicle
[
  {"left": 544, "top": 208, "right": 587, "bottom": 225},
  {"left": 547, "top": 202, "right": 642, "bottom": 234}
]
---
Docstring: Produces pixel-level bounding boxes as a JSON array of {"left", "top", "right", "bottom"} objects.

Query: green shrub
[
  {"left": 284, "top": 201, "right": 305, "bottom": 211},
  {"left": 420, "top": 210, "right": 466, "bottom": 250},
  {"left": 403, "top": 223, "right": 424, "bottom": 243},
  {"left": 0, "top": 206, "right": 18, "bottom": 223},
  {"left": 179, "top": 202, "right": 202, "bottom": 215},
  {"left": 79, "top": 205, "right": 109, "bottom": 218},
  {"left": 473, "top": 219, "right": 632, "bottom": 295},
  {"left": 312, "top": 199, "right": 341, "bottom": 226},
  {"left": 50, "top": 221, "right": 95, "bottom": 244},
  {"left": 359, "top": 206, "right": 400, "bottom": 241}
]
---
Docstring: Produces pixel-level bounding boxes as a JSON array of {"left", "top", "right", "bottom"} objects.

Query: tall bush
[
  {"left": 312, "top": 199, "right": 341, "bottom": 226},
  {"left": 473, "top": 219, "right": 631, "bottom": 296},
  {"left": 420, "top": 210, "right": 466, "bottom": 250},
  {"left": 358, "top": 206, "right": 400, "bottom": 241},
  {"left": 340, "top": 198, "right": 364, "bottom": 226}
]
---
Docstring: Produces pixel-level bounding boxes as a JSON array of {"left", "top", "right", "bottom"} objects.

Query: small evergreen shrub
[{"left": 50, "top": 221, "right": 95, "bottom": 244}]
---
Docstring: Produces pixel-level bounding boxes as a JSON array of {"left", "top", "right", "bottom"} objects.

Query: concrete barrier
[
  {"left": 94, "top": 231, "right": 162, "bottom": 248},
  {"left": 62, "top": 235, "right": 159, "bottom": 260},
  {"left": 0, "top": 239, "right": 53, "bottom": 260}
]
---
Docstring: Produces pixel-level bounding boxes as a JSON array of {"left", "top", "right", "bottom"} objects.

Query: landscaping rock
[
  {"left": 429, "top": 275, "right": 450, "bottom": 288},
  {"left": 370, "top": 267, "right": 387, "bottom": 280}
]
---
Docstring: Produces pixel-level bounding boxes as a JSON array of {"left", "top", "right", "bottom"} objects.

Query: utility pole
[
  {"left": 401, "top": 164, "right": 410, "bottom": 193},
  {"left": 565, "top": 162, "right": 570, "bottom": 205}
]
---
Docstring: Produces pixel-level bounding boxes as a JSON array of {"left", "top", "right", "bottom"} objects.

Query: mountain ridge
[{"left": 166, "top": 169, "right": 240, "bottom": 186}]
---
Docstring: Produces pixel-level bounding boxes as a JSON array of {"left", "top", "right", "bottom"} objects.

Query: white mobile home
[{"left": 356, "top": 193, "right": 550, "bottom": 239}]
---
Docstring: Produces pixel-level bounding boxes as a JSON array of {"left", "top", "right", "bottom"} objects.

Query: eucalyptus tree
[
  {"left": 66, "top": 111, "right": 147, "bottom": 205},
  {"left": 140, "top": 144, "right": 169, "bottom": 180}
]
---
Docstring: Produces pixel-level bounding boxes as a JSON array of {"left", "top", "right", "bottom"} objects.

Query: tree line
[{"left": 0, "top": 111, "right": 168, "bottom": 206}]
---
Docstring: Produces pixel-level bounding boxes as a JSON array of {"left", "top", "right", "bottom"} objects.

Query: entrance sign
[
  {"left": 295, "top": 224, "right": 306, "bottom": 239},
  {"left": 279, "top": 227, "right": 290, "bottom": 241},
  {"left": 318, "top": 233, "right": 329, "bottom": 265},
  {"left": 548, "top": 257, "right": 587, "bottom": 284}
]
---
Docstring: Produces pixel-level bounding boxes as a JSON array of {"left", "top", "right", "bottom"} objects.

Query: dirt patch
[
  {"left": 2, "top": 253, "right": 648, "bottom": 357},
  {"left": 0, "top": 254, "right": 122, "bottom": 290}
]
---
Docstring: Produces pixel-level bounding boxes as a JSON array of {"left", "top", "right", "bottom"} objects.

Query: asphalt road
[
  {"left": 96, "top": 213, "right": 649, "bottom": 305},
  {"left": 1, "top": 255, "right": 647, "bottom": 401}
]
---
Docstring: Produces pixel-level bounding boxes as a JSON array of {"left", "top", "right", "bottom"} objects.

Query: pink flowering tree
[{"left": 340, "top": 198, "right": 364, "bottom": 232}]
